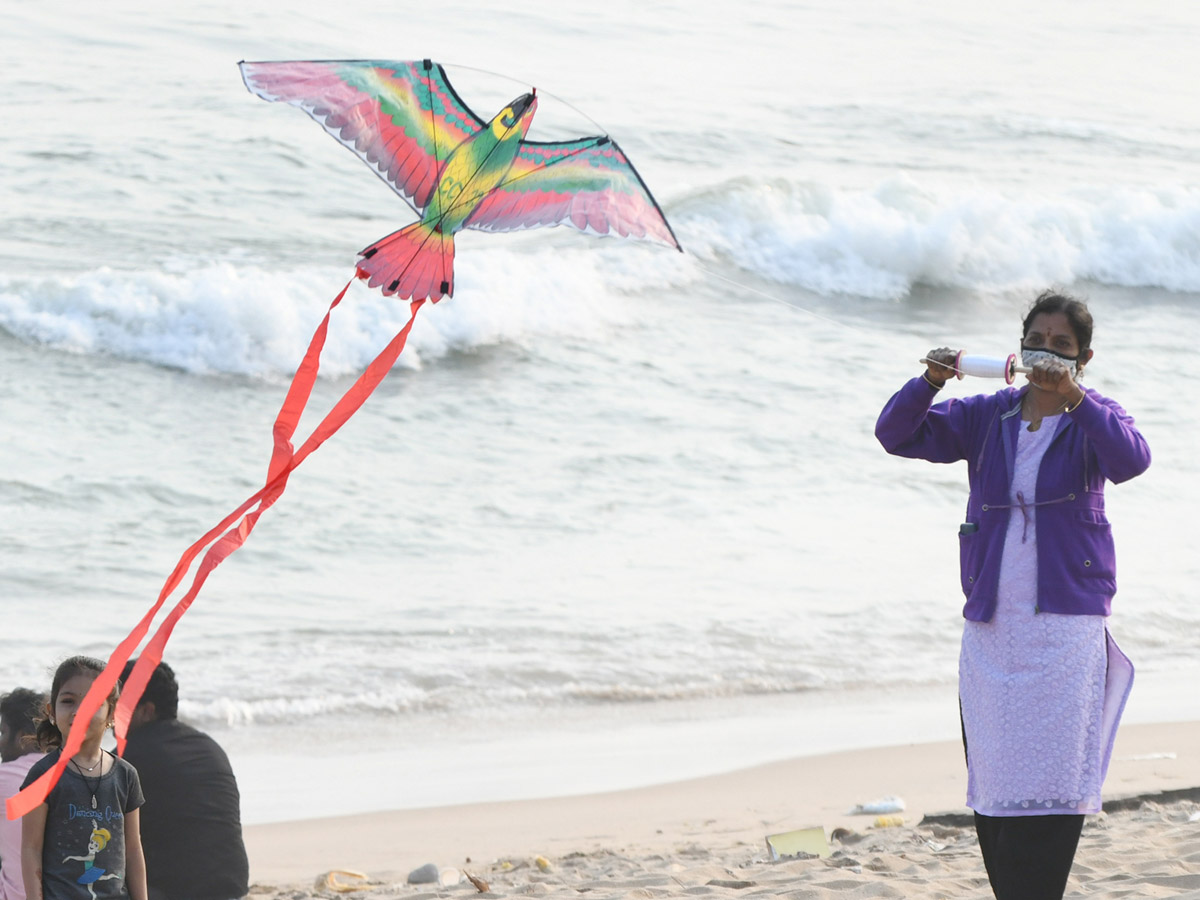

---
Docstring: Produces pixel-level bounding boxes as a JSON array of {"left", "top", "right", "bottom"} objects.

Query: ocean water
[{"left": 2, "top": 0, "right": 1199, "bottom": 824}]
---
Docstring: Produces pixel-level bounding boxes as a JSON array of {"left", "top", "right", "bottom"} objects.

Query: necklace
[
  {"left": 72, "top": 753, "right": 105, "bottom": 809},
  {"left": 1024, "top": 395, "right": 1068, "bottom": 432}
]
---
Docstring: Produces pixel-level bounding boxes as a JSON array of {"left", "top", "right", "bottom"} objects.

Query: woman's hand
[
  {"left": 1027, "top": 356, "right": 1085, "bottom": 405},
  {"left": 923, "top": 347, "right": 959, "bottom": 388}
]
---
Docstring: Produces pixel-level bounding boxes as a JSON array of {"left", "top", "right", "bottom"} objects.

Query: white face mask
[{"left": 1021, "top": 347, "right": 1085, "bottom": 380}]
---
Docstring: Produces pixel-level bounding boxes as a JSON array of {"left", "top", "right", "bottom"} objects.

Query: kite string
[
  {"left": 443, "top": 63, "right": 904, "bottom": 337},
  {"left": 689, "top": 257, "right": 878, "bottom": 336},
  {"left": 442, "top": 61, "right": 610, "bottom": 136}
]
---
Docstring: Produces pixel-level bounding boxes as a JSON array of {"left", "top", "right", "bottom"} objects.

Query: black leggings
[
  {"left": 961, "top": 706, "right": 1084, "bottom": 899},
  {"left": 973, "top": 812, "right": 1084, "bottom": 900}
]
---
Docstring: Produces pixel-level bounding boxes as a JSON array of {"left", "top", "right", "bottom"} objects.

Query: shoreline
[
  {"left": 226, "top": 666, "right": 1200, "bottom": 828},
  {"left": 242, "top": 719, "right": 1200, "bottom": 886}
]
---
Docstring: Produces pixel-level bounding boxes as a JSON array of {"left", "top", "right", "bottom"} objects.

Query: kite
[
  {"left": 8, "top": 59, "right": 680, "bottom": 820},
  {"left": 241, "top": 59, "right": 681, "bottom": 299}
]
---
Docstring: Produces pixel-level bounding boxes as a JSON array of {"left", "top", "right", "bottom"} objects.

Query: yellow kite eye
[{"left": 493, "top": 108, "right": 516, "bottom": 135}]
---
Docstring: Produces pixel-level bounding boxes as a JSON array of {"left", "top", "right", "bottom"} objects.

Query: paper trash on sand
[{"left": 765, "top": 827, "right": 831, "bottom": 860}]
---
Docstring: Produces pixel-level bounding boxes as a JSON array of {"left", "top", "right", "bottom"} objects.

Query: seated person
[
  {"left": 0, "top": 688, "right": 47, "bottom": 900},
  {"left": 119, "top": 661, "right": 249, "bottom": 900}
]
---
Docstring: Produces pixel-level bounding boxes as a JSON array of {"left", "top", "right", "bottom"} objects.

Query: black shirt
[{"left": 121, "top": 720, "right": 248, "bottom": 900}]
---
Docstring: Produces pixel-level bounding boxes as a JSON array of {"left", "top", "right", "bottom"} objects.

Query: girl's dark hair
[
  {"left": 35, "top": 656, "right": 120, "bottom": 751},
  {"left": 1022, "top": 289, "right": 1094, "bottom": 355}
]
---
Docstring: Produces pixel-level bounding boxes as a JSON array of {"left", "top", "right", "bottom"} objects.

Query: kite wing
[
  {"left": 464, "top": 137, "right": 682, "bottom": 251},
  {"left": 239, "top": 59, "right": 485, "bottom": 214}
]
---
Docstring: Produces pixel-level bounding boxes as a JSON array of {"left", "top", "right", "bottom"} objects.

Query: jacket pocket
[
  {"left": 959, "top": 527, "right": 981, "bottom": 597},
  {"left": 1061, "top": 518, "right": 1116, "bottom": 589}
]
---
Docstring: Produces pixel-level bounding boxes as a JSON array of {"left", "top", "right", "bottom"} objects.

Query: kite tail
[
  {"left": 5, "top": 285, "right": 426, "bottom": 823},
  {"left": 357, "top": 222, "right": 455, "bottom": 302}
]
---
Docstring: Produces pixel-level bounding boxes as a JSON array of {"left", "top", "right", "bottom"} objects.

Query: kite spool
[{"left": 920, "top": 352, "right": 1032, "bottom": 384}]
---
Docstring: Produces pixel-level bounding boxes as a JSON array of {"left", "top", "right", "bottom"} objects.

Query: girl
[{"left": 20, "top": 657, "right": 147, "bottom": 900}]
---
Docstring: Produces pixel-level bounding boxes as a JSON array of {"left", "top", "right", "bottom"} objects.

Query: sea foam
[
  {"left": 0, "top": 247, "right": 646, "bottom": 377},
  {"left": 2, "top": 177, "right": 1196, "bottom": 377},
  {"left": 679, "top": 177, "right": 1200, "bottom": 299}
]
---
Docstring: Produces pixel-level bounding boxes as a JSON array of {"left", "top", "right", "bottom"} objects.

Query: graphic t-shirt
[{"left": 22, "top": 751, "right": 144, "bottom": 900}]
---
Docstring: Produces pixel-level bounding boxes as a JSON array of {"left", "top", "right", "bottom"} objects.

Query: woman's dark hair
[
  {"left": 0, "top": 688, "right": 45, "bottom": 734},
  {"left": 35, "top": 656, "right": 120, "bottom": 751},
  {"left": 1022, "top": 289, "right": 1094, "bottom": 356}
]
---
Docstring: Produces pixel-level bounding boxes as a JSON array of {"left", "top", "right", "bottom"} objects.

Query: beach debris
[
  {"left": 847, "top": 795, "right": 905, "bottom": 815},
  {"left": 464, "top": 871, "right": 491, "bottom": 892},
  {"left": 872, "top": 815, "right": 905, "bottom": 829},
  {"left": 924, "top": 824, "right": 965, "bottom": 839},
  {"left": 918, "top": 810, "right": 974, "bottom": 828},
  {"left": 407, "top": 863, "right": 441, "bottom": 884},
  {"left": 829, "top": 827, "right": 867, "bottom": 845},
  {"left": 314, "top": 869, "right": 371, "bottom": 892},
  {"left": 439, "top": 868, "right": 462, "bottom": 887},
  {"left": 1118, "top": 751, "right": 1177, "bottom": 761},
  {"left": 535, "top": 855, "right": 553, "bottom": 872},
  {"left": 765, "top": 827, "right": 831, "bottom": 860}
]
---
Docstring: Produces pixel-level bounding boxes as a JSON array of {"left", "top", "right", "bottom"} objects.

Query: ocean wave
[
  {"left": 675, "top": 177, "right": 1200, "bottom": 299},
  {"left": 3, "top": 176, "right": 1195, "bottom": 375},
  {"left": 177, "top": 671, "right": 900, "bottom": 729},
  {"left": 0, "top": 249, "right": 649, "bottom": 377}
]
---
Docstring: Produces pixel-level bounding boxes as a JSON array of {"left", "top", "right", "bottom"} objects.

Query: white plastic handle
[
  {"left": 958, "top": 354, "right": 1016, "bottom": 383},
  {"left": 919, "top": 353, "right": 1032, "bottom": 384}
]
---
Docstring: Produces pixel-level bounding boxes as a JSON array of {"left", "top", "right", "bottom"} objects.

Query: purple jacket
[{"left": 875, "top": 376, "right": 1151, "bottom": 621}]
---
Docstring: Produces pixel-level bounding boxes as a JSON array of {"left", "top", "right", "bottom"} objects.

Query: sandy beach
[{"left": 243, "top": 720, "right": 1200, "bottom": 898}]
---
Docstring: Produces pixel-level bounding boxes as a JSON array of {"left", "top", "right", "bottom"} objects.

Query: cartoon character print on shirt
[{"left": 63, "top": 821, "right": 120, "bottom": 899}]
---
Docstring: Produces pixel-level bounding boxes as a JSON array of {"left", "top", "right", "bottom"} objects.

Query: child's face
[{"left": 52, "top": 674, "right": 111, "bottom": 745}]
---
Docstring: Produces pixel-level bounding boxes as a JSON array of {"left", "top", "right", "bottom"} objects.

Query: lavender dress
[{"left": 959, "top": 415, "right": 1134, "bottom": 816}]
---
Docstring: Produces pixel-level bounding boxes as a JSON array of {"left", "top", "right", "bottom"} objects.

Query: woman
[{"left": 875, "top": 290, "right": 1150, "bottom": 900}]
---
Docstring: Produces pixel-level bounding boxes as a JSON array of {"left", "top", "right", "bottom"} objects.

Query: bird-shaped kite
[
  {"left": 239, "top": 59, "right": 681, "bottom": 300},
  {"left": 8, "top": 60, "right": 681, "bottom": 822}
]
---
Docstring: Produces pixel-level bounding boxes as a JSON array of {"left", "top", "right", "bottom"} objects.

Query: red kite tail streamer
[
  {"left": 115, "top": 296, "right": 425, "bottom": 752},
  {"left": 110, "top": 277, "right": 360, "bottom": 748},
  {"left": 7, "top": 285, "right": 422, "bottom": 821}
]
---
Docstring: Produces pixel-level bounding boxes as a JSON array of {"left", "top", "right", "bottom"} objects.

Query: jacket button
[
  {"left": 982, "top": 505, "right": 989, "bottom": 511},
  {"left": 968, "top": 576, "right": 975, "bottom": 583},
  {"left": 1084, "top": 560, "right": 1092, "bottom": 567},
  {"left": 1068, "top": 493, "right": 1076, "bottom": 500}
]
